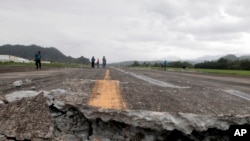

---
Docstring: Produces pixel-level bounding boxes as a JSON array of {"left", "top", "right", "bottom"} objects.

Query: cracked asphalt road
[{"left": 0, "top": 66, "right": 249, "bottom": 116}]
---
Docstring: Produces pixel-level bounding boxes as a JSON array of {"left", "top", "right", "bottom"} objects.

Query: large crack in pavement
[{"left": 1, "top": 88, "right": 250, "bottom": 141}]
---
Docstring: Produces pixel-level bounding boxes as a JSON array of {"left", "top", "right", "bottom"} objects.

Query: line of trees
[
  {"left": 131, "top": 58, "right": 250, "bottom": 70},
  {"left": 194, "top": 58, "right": 250, "bottom": 70},
  {"left": 131, "top": 61, "right": 193, "bottom": 68}
]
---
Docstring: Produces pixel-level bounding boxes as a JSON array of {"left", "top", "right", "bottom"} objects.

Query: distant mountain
[
  {"left": 239, "top": 55, "right": 250, "bottom": 60},
  {"left": 220, "top": 54, "right": 250, "bottom": 61},
  {"left": 111, "top": 60, "right": 163, "bottom": 66},
  {"left": 188, "top": 54, "right": 250, "bottom": 64},
  {"left": 0, "top": 44, "right": 90, "bottom": 64},
  {"left": 188, "top": 55, "right": 222, "bottom": 64},
  {"left": 221, "top": 54, "right": 238, "bottom": 61},
  {"left": 112, "top": 54, "right": 250, "bottom": 66}
]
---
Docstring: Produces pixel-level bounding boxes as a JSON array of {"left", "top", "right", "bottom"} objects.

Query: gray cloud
[{"left": 0, "top": 0, "right": 250, "bottom": 63}]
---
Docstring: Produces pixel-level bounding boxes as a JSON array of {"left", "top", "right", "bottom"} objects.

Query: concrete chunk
[{"left": 0, "top": 94, "right": 53, "bottom": 140}]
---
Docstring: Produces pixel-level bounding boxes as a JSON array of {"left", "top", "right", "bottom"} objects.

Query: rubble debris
[
  {"left": 0, "top": 96, "right": 8, "bottom": 104},
  {"left": 13, "top": 80, "right": 23, "bottom": 87},
  {"left": 12, "top": 78, "right": 32, "bottom": 89},
  {"left": 50, "top": 89, "right": 67, "bottom": 96},
  {"left": 5, "top": 90, "right": 41, "bottom": 103},
  {"left": 0, "top": 89, "right": 250, "bottom": 141},
  {"left": 82, "top": 108, "right": 250, "bottom": 134},
  {"left": 25, "top": 78, "right": 32, "bottom": 84},
  {"left": 30, "top": 86, "right": 36, "bottom": 90},
  {"left": 50, "top": 106, "right": 91, "bottom": 141},
  {"left": 0, "top": 94, "right": 53, "bottom": 141}
]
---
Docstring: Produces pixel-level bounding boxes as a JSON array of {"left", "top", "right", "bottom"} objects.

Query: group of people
[
  {"left": 91, "top": 56, "right": 107, "bottom": 68},
  {"left": 34, "top": 51, "right": 108, "bottom": 70}
]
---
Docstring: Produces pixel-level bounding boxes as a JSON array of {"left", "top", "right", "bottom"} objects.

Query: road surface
[{"left": 0, "top": 67, "right": 249, "bottom": 116}]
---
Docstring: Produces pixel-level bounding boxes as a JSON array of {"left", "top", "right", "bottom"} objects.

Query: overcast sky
[{"left": 1, "top": 0, "right": 250, "bottom": 63}]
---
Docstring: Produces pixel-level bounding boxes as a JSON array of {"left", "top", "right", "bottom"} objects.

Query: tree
[
  {"left": 194, "top": 58, "right": 250, "bottom": 70},
  {"left": 240, "top": 59, "right": 250, "bottom": 70},
  {"left": 132, "top": 61, "right": 140, "bottom": 66},
  {"left": 168, "top": 61, "right": 193, "bottom": 68}
]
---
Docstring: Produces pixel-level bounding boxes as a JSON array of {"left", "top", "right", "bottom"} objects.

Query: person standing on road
[
  {"left": 102, "top": 56, "right": 106, "bottom": 68},
  {"left": 163, "top": 60, "right": 167, "bottom": 71},
  {"left": 35, "top": 51, "right": 41, "bottom": 69},
  {"left": 96, "top": 58, "right": 100, "bottom": 68},
  {"left": 91, "top": 56, "right": 95, "bottom": 68}
]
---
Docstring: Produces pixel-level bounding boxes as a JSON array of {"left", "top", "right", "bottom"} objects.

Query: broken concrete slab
[
  {"left": 24, "top": 78, "right": 32, "bottom": 84},
  {"left": 0, "top": 134, "right": 8, "bottom": 141},
  {"left": 0, "top": 95, "right": 8, "bottom": 105},
  {"left": 13, "top": 80, "right": 23, "bottom": 87},
  {"left": 50, "top": 106, "right": 90, "bottom": 141},
  {"left": 1, "top": 87, "right": 250, "bottom": 140},
  {"left": 42, "top": 85, "right": 250, "bottom": 136},
  {"left": 80, "top": 108, "right": 250, "bottom": 134},
  {"left": 49, "top": 102, "right": 249, "bottom": 141},
  {"left": 0, "top": 94, "right": 53, "bottom": 140},
  {"left": 50, "top": 88, "right": 67, "bottom": 96},
  {"left": 46, "top": 85, "right": 250, "bottom": 140},
  {"left": 5, "top": 90, "right": 40, "bottom": 103}
]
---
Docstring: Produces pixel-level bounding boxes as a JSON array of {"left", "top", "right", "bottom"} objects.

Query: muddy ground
[{"left": 0, "top": 66, "right": 250, "bottom": 140}]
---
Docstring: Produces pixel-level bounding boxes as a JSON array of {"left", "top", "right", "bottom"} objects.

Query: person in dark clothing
[
  {"left": 35, "top": 51, "right": 41, "bottom": 69},
  {"left": 102, "top": 56, "right": 106, "bottom": 68},
  {"left": 96, "top": 58, "right": 100, "bottom": 68},
  {"left": 91, "top": 56, "right": 95, "bottom": 68},
  {"left": 163, "top": 60, "right": 167, "bottom": 71}
]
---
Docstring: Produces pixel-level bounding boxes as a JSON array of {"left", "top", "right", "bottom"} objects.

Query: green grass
[
  {"left": 193, "top": 68, "right": 250, "bottom": 76},
  {"left": 166, "top": 67, "right": 250, "bottom": 76},
  {"left": 0, "top": 62, "right": 89, "bottom": 68},
  {"left": 129, "top": 66, "right": 250, "bottom": 76}
]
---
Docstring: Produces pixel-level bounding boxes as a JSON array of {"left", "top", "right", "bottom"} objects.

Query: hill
[
  {"left": 112, "top": 54, "right": 250, "bottom": 66},
  {"left": 239, "top": 55, "right": 250, "bottom": 60},
  {"left": 0, "top": 44, "right": 89, "bottom": 64},
  {"left": 219, "top": 54, "right": 250, "bottom": 61},
  {"left": 111, "top": 60, "right": 163, "bottom": 66},
  {"left": 221, "top": 54, "right": 238, "bottom": 61},
  {"left": 188, "top": 55, "right": 222, "bottom": 64}
]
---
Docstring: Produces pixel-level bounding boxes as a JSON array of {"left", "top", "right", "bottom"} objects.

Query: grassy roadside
[
  {"left": 0, "top": 62, "right": 89, "bottom": 68},
  {"left": 167, "top": 68, "right": 250, "bottom": 76},
  {"left": 128, "top": 66, "right": 250, "bottom": 76}
]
